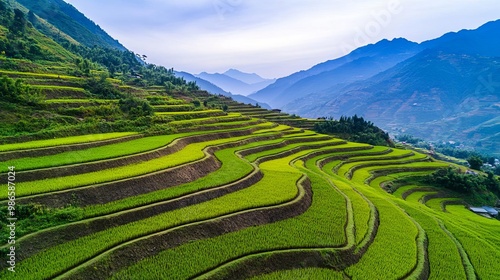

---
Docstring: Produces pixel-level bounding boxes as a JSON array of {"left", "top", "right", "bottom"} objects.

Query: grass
[
  {"left": 252, "top": 124, "right": 292, "bottom": 134},
  {"left": 155, "top": 109, "right": 224, "bottom": 115},
  {"left": 338, "top": 152, "right": 428, "bottom": 179},
  {"left": 0, "top": 70, "right": 83, "bottom": 80},
  {"left": 155, "top": 110, "right": 227, "bottom": 120},
  {"left": 425, "top": 197, "right": 462, "bottom": 212},
  {"left": 106, "top": 153, "right": 347, "bottom": 280},
  {"left": 345, "top": 190, "right": 419, "bottom": 279},
  {"left": 33, "top": 85, "right": 85, "bottom": 92},
  {"left": 0, "top": 132, "right": 138, "bottom": 152},
  {"left": 249, "top": 269, "right": 344, "bottom": 280},
  {"left": 169, "top": 113, "right": 248, "bottom": 128},
  {"left": 392, "top": 185, "right": 420, "bottom": 199},
  {"left": 2, "top": 132, "right": 269, "bottom": 199},
  {"left": 369, "top": 171, "right": 438, "bottom": 191},
  {"left": 4, "top": 137, "right": 262, "bottom": 247},
  {"left": 244, "top": 138, "right": 348, "bottom": 163},
  {"left": 0, "top": 96, "right": 496, "bottom": 280},
  {"left": 152, "top": 104, "right": 194, "bottom": 112},
  {"left": 1, "top": 124, "right": 269, "bottom": 171},
  {"left": 350, "top": 162, "right": 449, "bottom": 186},
  {"left": 7, "top": 152, "right": 306, "bottom": 279},
  {"left": 405, "top": 191, "right": 438, "bottom": 204},
  {"left": 397, "top": 202, "right": 467, "bottom": 280},
  {"left": 80, "top": 135, "right": 276, "bottom": 217},
  {"left": 0, "top": 132, "right": 198, "bottom": 171},
  {"left": 442, "top": 215, "right": 500, "bottom": 279},
  {"left": 44, "top": 98, "right": 116, "bottom": 104}
]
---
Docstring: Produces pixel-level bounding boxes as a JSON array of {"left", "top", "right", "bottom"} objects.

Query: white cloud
[{"left": 64, "top": 0, "right": 500, "bottom": 78}]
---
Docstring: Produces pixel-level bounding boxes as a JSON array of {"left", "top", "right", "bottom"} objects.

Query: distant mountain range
[
  {"left": 195, "top": 69, "right": 275, "bottom": 96},
  {"left": 249, "top": 20, "right": 500, "bottom": 156},
  {"left": 175, "top": 71, "right": 271, "bottom": 109}
]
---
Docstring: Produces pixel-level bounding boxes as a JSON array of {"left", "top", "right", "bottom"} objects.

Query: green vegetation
[
  {"left": 0, "top": 75, "right": 44, "bottom": 105},
  {"left": 2, "top": 131, "right": 265, "bottom": 198},
  {"left": 425, "top": 167, "right": 500, "bottom": 205},
  {"left": 0, "top": 132, "right": 136, "bottom": 152},
  {"left": 250, "top": 269, "right": 344, "bottom": 280},
  {"left": 314, "top": 115, "right": 394, "bottom": 147},
  {"left": 99, "top": 153, "right": 347, "bottom": 280}
]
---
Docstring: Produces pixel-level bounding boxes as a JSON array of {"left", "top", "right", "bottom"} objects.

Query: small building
[
  {"left": 271, "top": 109, "right": 282, "bottom": 113},
  {"left": 469, "top": 207, "right": 489, "bottom": 215},
  {"left": 465, "top": 170, "right": 478, "bottom": 175},
  {"left": 482, "top": 206, "right": 499, "bottom": 217}
]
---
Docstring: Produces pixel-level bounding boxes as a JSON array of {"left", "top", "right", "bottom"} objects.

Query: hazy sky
[{"left": 64, "top": 0, "right": 500, "bottom": 78}]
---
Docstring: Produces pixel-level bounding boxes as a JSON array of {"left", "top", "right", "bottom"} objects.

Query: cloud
[{"left": 64, "top": 0, "right": 500, "bottom": 78}]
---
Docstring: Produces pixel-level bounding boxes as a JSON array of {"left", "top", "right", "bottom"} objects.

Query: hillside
[
  {"left": 249, "top": 38, "right": 422, "bottom": 106},
  {"left": 253, "top": 20, "right": 500, "bottom": 156},
  {"left": 284, "top": 49, "right": 500, "bottom": 156},
  {"left": 14, "top": 0, "right": 126, "bottom": 50},
  {"left": 0, "top": 2, "right": 499, "bottom": 280}
]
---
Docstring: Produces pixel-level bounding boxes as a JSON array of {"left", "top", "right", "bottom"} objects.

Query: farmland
[{"left": 1, "top": 64, "right": 499, "bottom": 280}]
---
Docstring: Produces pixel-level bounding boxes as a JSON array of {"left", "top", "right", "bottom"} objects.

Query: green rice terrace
[{"left": 0, "top": 68, "right": 499, "bottom": 280}]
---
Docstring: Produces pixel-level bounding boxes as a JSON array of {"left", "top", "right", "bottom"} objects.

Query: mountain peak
[
  {"left": 421, "top": 19, "right": 500, "bottom": 57},
  {"left": 223, "top": 69, "right": 271, "bottom": 84}
]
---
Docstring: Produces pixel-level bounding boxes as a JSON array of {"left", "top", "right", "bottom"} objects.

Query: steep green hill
[
  {"left": 12, "top": 0, "right": 125, "bottom": 50},
  {"left": 0, "top": 1, "right": 77, "bottom": 63}
]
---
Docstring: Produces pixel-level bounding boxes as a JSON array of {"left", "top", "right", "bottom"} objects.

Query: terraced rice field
[
  {"left": 0, "top": 95, "right": 498, "bottom": 279},
  {"left": 227, "top": 102, "right": 324, "bottom": 129}
]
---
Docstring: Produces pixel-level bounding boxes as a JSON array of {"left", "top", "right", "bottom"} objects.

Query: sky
[{"left": 63, "top": 0, "right": 500, "bottom": 78}]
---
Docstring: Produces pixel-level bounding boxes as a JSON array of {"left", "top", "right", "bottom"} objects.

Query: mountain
[
  {"left": 195, "top": 69, "right": 275, "bottom": 96},
  {"left": 223, "top": 69, "right": 268, "bottom": 84},
  {"left": 176, "top": 71, "right": 271, "bottom": 109},
  {"left": 273, "top": 20, "right": 500, "bottom": 156},
  {"left": 196, "top": 72, "right": 250, "bottom": 93},
  {"left": 421, "top": 20, "right": 500, "bottom": 57},
  {"left": 0, "top": 0, "right": 79, "bottom": 63},
  {"left": 14, "top": 0, "right": 126, "bottom": 50},
  {"left": 249, "top": 38, "right": 422, "bottom": 107}
]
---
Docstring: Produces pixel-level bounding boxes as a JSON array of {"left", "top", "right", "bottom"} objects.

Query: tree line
[{"left": 314, "top": 115, "right": 394, "bottom": 147}]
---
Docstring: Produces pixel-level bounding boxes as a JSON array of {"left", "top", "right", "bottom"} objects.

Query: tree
[
  {"left": 314, "top": 115, "right": 394, "bottom": 147},
  {"left": 0, "top": 76, "right": 44, "bottom": 105},
  {"left": 119, "top": 96, "right": 153, "bottom": 118},
  {"left": 468, "top": 155, "right": 483, "bottom": 170},
  {"left": 11, "top": 9, "right": 27, "bottom": 34}
]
